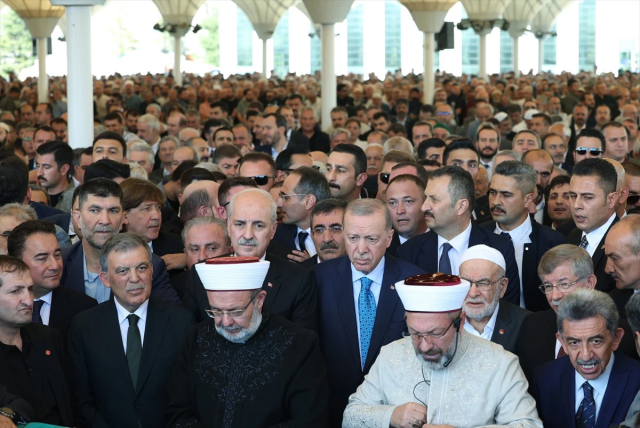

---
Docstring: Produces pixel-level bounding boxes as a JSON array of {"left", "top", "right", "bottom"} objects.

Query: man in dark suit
[
  {"left": 303, "top": 198, "right": 348, "bottom": 269},
  {"left": 397, "top": 166, "right": 522, "bottom": 305},
  {"left": 384, "top": 174, "right": 428, "bottom": 257},
  {"left": 516, "top": 245, "right": 638, "bottom": 383},
  {"left": 482, "top": 160, "right": 565, "bottom": 311},
  {"left": 313, "top": 199, "right": 424, "bottom": 427},
  {"left": 66, "top": 233, "right": 194, "bottom": 428},
  {"left": 531, "top": 289, "right": 640, "bottom": 428},
  {"left": 460, "top": 245, "right": 529, "bottom": 354},
  {"left": 8, "top": 220, "right": 96, "bottom": 341},
  {"left": 182, "top": 188, "right": 318, "bottom": 331},
  {"left": 62, "top": 178, "right": 180, "bottom": 305},
  {"left": 299, "top": 106, "right": 330, "bottom": 153},
  {"left": 0, "top": 256, "right": 74, "bottom": 426},
  {"left": 254, "top": 113, "right": 309, "bottom": 159},
  {"left": 327, "top": 143, "right": 369, "bottom": 203},
  {"left": 566, "top": 158, "right": 620, "bottom": 292},
  {"left": 604, "top": 216, "right": 640, "bottom": 317}
]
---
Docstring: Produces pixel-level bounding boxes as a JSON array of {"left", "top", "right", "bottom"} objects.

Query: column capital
[{"left": 51, "top": 0, "right": 105, "bottom": 6}]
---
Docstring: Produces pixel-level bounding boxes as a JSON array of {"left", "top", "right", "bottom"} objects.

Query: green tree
[
  {"left": 0, "top": 8, "right": 35, "bottom": 77},
  {"left": 199, "top": 4, "right": 219, "bottom": 66}
]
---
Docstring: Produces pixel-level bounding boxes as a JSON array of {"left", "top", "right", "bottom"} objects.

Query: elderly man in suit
[
  {"left": 66, "top": 233, "right": 194, "bottom": 428},
  {"left": 460, "top": 245, "right": 529, "bottom": 353},
  {"left": 313, "top": 198, "right": 424, "bottom": 427},
  {"left": 531, "top": 289, "right": 640, "bottom": 428}
]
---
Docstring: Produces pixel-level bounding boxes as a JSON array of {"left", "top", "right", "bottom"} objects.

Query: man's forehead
[
  {"left": 187, "top": 224, "right": 224, "bottom": 242},
  {"left": 312, "top": 211, "right": 343, "bottom": 226},
  {"left": 95, "top": 139, "right": 122, "bottom": 150},
  {"left": 448, "top": 149, "right": 478, "bottom": 161},
  {"left": 84, "top": 195, "right": 122, "bottom": 207},
  {"left": 576, "top": 137, "right": 601, "bottom": 149}
]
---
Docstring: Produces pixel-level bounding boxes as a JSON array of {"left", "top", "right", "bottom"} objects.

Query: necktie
[
  {"left": 500, "top": 231, "right": 512, "bottom": 240},
  {"left": 358, "top": 277, "right": 376, "bottom": 370},
  {"left": 579, "top": 235, "right": 589, "bottom": 249},
  {"left": 297, "top": 231, "right": 309, "bottom": 253},
  {"left": 576, "top": 381, "right": 595, "bottom": 428},
  {"left": 32, "top": 300, "right": 45, "bottom": 324},
  {"left": 126, "top": 314, "right": 142, "bottom": 391},
  {"left": 557, "top": 346, "right": 567, "bottom": 358},
  {"left": 439, "top": 243, "right": 453, "bottom": 275}
]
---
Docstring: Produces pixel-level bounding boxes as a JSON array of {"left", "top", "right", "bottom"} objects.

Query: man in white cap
[
  {"left": 343, "top": 272, "right": 542, "bottom": 428},
  {"left": 460, "top": 245, "right": 529, "bottom": 353},
  {"left": 165, "top": 256, "right": 330, "bottom": 427}
]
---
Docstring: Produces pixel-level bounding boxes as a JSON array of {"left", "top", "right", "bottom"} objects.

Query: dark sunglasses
[
  {"left": 575, "top": 147, "right": 603, "bottom": 156},
  {"left": 247, "top": 175, "right": 275, "bottom": 186},
  {"left": 627, "top": 194, "right": 640, "bottom": 205},
  {"left": 380, "top": 172, "right": 391, "bottom": 184}
]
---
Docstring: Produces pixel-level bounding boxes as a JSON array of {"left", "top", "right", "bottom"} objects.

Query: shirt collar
[
  {"left": 296, "top": 227, "right": 311, "bottom": 235},
  {"left": 582, "top": 213, "right": 616, "bottom": 245},
  {"left": 575, "top": 352, "right": 614, "bottom": 396},
  {"left": 83, "top": 253, "right": 100, "bottom": 282},
  {"left": 35, "top": 290, "right": 53, "bottom": 305},
  {"left": 115, "top": 297, "right": 149, "bottom": 326},
  {"left": 351, "top": 256, "right": 386, "bottom": 286},
  {"left": 438, "top": 220, "right": 473, "bottom": 253},
  {"left": 496, "top": 215, "right": 532, "bottom": 243}
]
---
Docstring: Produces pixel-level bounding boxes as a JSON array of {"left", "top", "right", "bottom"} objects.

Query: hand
[
  {"left": 0, "top": 414, "right": 16, "bottom": 428},
  {"left": 390, "top": 402, "right": 427, "bottom": 428},
  {"left": 423, "top": 425, "right": 455, "bottom": 428},
  {"left": 162, "top": 253, "right": 187, "bottom": 270},
  {"left": 287, "top": 250, "right": 310, "bottom": 263}
]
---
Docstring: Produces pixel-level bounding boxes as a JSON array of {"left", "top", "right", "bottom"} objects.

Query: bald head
[
  {"left": 522, "top": 149, "right": 554, "bottom": 189},
  {"left": 604, "top": 158, "right": 625, "bottom": 192}
]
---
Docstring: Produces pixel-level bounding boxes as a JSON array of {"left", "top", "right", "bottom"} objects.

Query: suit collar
[
  {"left": 136, "top": 297, "right": 169, "bottom": 395},
  {"left": 331, "top": 257, "right": 361, "bottom": 371},
  {"left": 262, "top": 253, "right": 283, "bottom": 309}
]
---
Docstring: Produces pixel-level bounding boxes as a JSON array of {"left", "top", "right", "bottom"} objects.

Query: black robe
[{"left": 165, "top": 311, "right": 329, "bottom": 428}]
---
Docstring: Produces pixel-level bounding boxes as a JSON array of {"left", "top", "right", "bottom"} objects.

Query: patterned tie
[
  {"left": 576, "top": 381, "right": 595, "bottom": 428},
  {"left": 501, "top": 231, "right": 512, "bottom": 240},
  {"left": 126, "top": 314, "right": 142, "bottom": 391},
  {"left": 439, "top": 243, "right": 453, "bottom": 275},
  {"left": 32, "top": 300, "right": 45, "bottom": 324},
  {"left": 358, "top": 277, "right": 376, "bottom": 370},
  {"left": 297, "top": 231, "right": 309, "bottom": 253},
  {"left": 557, "top": 346, "right": 567, "bottom": 358},
  {"left": 579, "top": 235, "right": 589, "bottom": 249}
]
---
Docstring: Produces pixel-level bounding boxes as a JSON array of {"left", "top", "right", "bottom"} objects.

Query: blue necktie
[
  {"left": 439, "top": 243, "right": 452, "bottom": 275},
  {"left": 501, "top": 231, "right": 511, "bottom": 240},
  {"left": 358, "top": 277, "right": 376, "bottom": 370},
  {"left": 576, "top": 381, "right": 595, "bottom": 428},
  {"left": 32, "top": 300, "right": 44, "bottom": 324},
  {"left": 297, "top": 231, "right": 309, "bottom": 253}
]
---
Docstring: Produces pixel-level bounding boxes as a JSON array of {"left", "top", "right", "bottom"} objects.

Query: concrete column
[
  {"left": 479, "top": 33, "right": 487, "bottom": 81},
  {"left": 423, "top": 32, "right": 435, "bottom": 105},
  {"left": 513, "top": 36, "right": 520, "bottom": 77},
  {"left": 37, "top": 38, "right": 48, "bottom": 103},
  {"left": 321, "top": 23, "right": 335, "bottom": 130},
  {"left": 172, "top": 27, "right": 188, "bottom": 87},
  {"left": 538, "top": 37, "right": 544, "bottom": 73},
  {"left": 262, "top": 39, "right": 268, "bottom": 78}
]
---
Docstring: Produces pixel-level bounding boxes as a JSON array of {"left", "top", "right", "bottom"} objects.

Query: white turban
[
  {"left": 494, "top": 112, "right": 508, "bottom": 122},
  {"left": 396, "top": 274, "right": 470, "bottom": 312},
  {"left": 524, "top": 109, "right": 540, "bottom": 120},
  {"left": 460, "top": 245, "right": 506, "bottom": 272},
  {"left": 195, "top": 257, "right": 270, "bottom": 291}
]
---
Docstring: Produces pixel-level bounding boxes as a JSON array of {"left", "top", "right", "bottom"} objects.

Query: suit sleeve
[
  {"left": 152, "top": 256, "right": 182, "bottom": 306},
  {"left": 165, "top": 326, "right": 202, "bottom": 428},
  {"left": 0, "top": 385, "right": 34, "bottom": 423},
  {"left": 501, "top": 237, "right": 521, "bottom": 305},
  {"left": 291, "top": 270, "right": 319, "bottom": 333},
  {"left": 181, "top": 269, "right": 206, "bottom": 323}
]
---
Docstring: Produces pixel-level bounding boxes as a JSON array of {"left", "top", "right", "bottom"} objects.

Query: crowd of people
[{"left": 0, "top": 66, "right": 638, "bottom": 427}]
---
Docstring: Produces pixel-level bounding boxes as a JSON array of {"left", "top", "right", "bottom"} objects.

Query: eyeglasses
[
  {"left": 538, "top": 276, "right": 588, "bottom": 294},
  {"left": 206, "top": 297, "right": 255, "bottom": 319},
  {"left": 247, "top": 175, "right": 275, "bottom": 186},
  {"left": 627, "top": 194, "right": 640, "bottom": 205},
  {"left": 312, "top": 225, "right": 343, "bottom": 236},
  {"left": 380, "top": 172, "right": 391, "bottom": 184},
  {"left": 279, "top": 192, "right": 307, "bottom": 202},
  {"left": 402, "top": 318, "right": 459, "bottom": 342},
  {"left": 436, "top": 111, "right": 451, "bottom": 116},
  {"left": 575, "top": 147, "right": 603, "bottom": 156},
  {"left": 460, "top": 276, "right": 504, "bottom": 291}
]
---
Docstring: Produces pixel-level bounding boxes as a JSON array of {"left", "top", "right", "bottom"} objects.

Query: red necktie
[{"left": 557, "top": 346, "right": 567, "bottom": 358}]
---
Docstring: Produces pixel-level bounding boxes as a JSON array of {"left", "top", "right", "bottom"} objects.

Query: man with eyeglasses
[
  {"left": 303, "top": 198, "right": 348, "bottom": 268},
  {"left": 344, "top": 270, "right": 541, "bottom": 428},
  {"left": 238, "top": 152, "right": 277, "bottom": 192},
  {"left": 313, "top": 199, "right": 424, "bottom": 427},
  {"left": 274, "top": 146, "right": 314, "bottom": 183},
  {"left": 516, "top": 245, "right": 638, "bottom": 383},
  {"left": 167, "top": 256, "right": 329, "bottom": 427},
  {"left": 573, "top": 128, "right": 605, "bottom": 165},
  {"left": 482, "top": 161, "right": 564, "bottom": 311},
  {"left": 461, "top": 245, "right": 528, "bottom": 353}
]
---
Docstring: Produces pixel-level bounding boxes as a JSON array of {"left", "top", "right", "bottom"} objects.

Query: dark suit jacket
[
  {"left": 44, "top": 212, "right": 71, "bottom": 233},
  {"left": 272, "top": 222, "right": 297, "bottom": 251},
  {"left": 30, "top": 201, "right": 63, "bottom": 219},
  {"left": 48, "top": 287, "right": 97, "bottom": 341},
  {"left": 66, "top": 296, "right": 195, "bottom": 428},
  {"left": 489, "top": 301, "right": 530, "bottom": 354},
  {"left": 302, "top": 255, "right": 319, "bottom": 268},
  {"left": 385, "top": 232, "right": 401, "bottom": 257},
  {"left": 0, "top": 324, "right": 74, "bottom": 426},
  {"left": 266, "top": 238, "right": 296, "bottom": 260},
  {"left": 313, "top": 254, "right": 424, "bottom": 427},
  {"left": 396, "top": 223, "right": 522, "bottom": 305},
  {"left": 255, "top": 131, "right": 310, "bottom": 155},
  {"left": 566, "top": 216, "right": 619, "bottom": 293},
  {"left": 473, "top": 194, "right": 492, "bottom": 223},
  {"left": 556, "top": 219, "right": 576, "bottom": 236},
  {"left": 516, "top": 308, "right": 639, "bottom": 383},
  {"left": 307, "top": 127, "right": 331, "bottom": 153},
  {"left": 481, "top": 219, "right": 565, "bottom": 312},
  {"left": 610, "top": 288, "right": 635, "bottom": 318},
  {"left": 148, "top": 168, "right": 165, "bottom": 185},
  {"left": 0, "top": 384, "right": 33, "bottom": 423},
  {"left": 532, "top": 353, "right": 640, "bottom": 428},
  {"left": 182, "top": 253, "right": 319, "bottom": 332},
  {"left": 61, "top": 241, "right": 181, "bottom": 306},
  {"left": 151, "top": 232, "right": 183, "bottom": 257}
]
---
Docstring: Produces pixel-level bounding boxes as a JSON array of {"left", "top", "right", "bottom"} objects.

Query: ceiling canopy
[
  {"left": 234, "top": 0, "right": 296, "bottom": 40},
  {"left": 3, "top": 0, "right": 64, "bottom": 18},
  {"left": 151, "top": 0, "right": 205, "bottom": 25}
]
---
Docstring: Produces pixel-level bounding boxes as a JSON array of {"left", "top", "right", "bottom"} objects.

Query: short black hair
[
  {"left": 213, "top": 126, "right": 234, "bottom": 142},
  {"left": 330, "top": 143, "right": 367, "bottom": 177},
  {"left": 576, "top": 128, "right": 606, "bottom": 151},
  {"left": 532, "top": 113, "right": 552, "bottom": 126},
  {"left": 276, "top": 146, "right": 311, "bottom": 172},
  {"left": 417, "top": 138, "right": 446, "bottom": 160},
  {"left": 213, "top": 144, "right": 242, "bottom": 164},
  {"left": 572, "top": 158, "right": 618, "bottom": 196},
  {"left": 202, "top": 119, "right": 227, "bottom": 137},
  {"left": 0, "top": 160, "right": 28, "bottom": 205},
  {"left": 180, "top": 167, "right": 215, "bottom": 192},
  {"left": 443, "top": 138, "right": 479, "bottom": 166},
  {"left": 36, "top": 141, "right": 74, "bottom": 170},
  {"left": 263, "top": 113, "right": 287, "bottom": 130},
  {"left": 431, "top": 165, "right": 475, "bottom": 211},
  {"left": 372, "top": 112, "right": 390, "bottom": 122},
  {"left": 93, "top": 131, "right": 126, "bottom": 154},
  {"left": 546, "top": 174, "right": 572, "bottom": 200},
  {"left": 388, "top": 123, "right": 407, "bottom": 135},
  {"left": 395, "top": 98, "right": 408, "bottom": 107},
  {"left": 37, "top": 103, "right": 53, "bottom": 116},
  {"left": 34, "top": 125, "right": 55, "bottom": 139},
  {"left": 239, "top": 152, "right": 276, "bottom": 176},
  {"left": 171, "top": 160, "right": 198, "bottom": 182},
  {"left": 210, "top": 101, "right": 230, "bottom": 113},
  {"left": 104, "top": 112, "right": 124, "bottom": 124},
  {"left": 310, "top": 198, "right": 348, "bottom": 226},
  {"left": 77, "top": 177, "right": 123, "bottom": 209},
  {"left": 290, "top": 166, "right": 331, "bottom": 202},
  {"left": 84, "top": 159, "right": 130, "bottom": 182},
  {"left": 8, "top": 219, "right": 56, "bottom": 260},
  {"left": 218, "top": 176, "right": 257, "bottom": 207}
]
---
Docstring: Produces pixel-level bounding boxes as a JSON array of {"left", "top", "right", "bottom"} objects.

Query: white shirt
[
  {"left": 534, "top": 200, "right": 545, "bottom": 224},
  {"left": 398, "top": 235, "right": 408, "bottom": 245},
  {"left": 574, "top": 353, "right": 614, "bottom": 422},
  {"left": 351, "top": 256, "right": 386, "bottom": 359},
  {"left": 463, "top": 302, "right": 500, "bottom": 340},
  {"left": 115, "top": 298, "right": 149, "bottom": 353},
  {"left": 150, "top": 137, "right": 160, "bottom": 156},
  {"left": 582, "top": 213, "right": 616, "bottom": 257},
  {"left": 437, "top": 221, "right": 473, "bottom": 275},
  {"left": 295, "top": 227, "right": 316, "bottom": 257},
  {"left": 496, "top": 216, "right": 533, "bottom": 309},
  {"left": 34, "top": 291, "right": 53, "bottom": 326}
]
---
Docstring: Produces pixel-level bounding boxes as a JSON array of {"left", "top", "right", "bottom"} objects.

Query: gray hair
[
  {"left": 383, "top": 136, "right": 414, "bottom": 156},
  {"left": 0, "top": 203, "right": 37, "bottom": 222},
  {"left": 138, "top": 114, "right": 160, "bottom": 133},
  {"left": 128, "top": 163, "right": 148, "bottom": 180},
  {"left": 99, "top": 233, "right": 151, "bottom": 273},
  {"left": 179, "top": 189, "right": 211, "bottom": 224},
  {"left": 330, "top": 128, "right": 350, "bottom": 141},
  {"left": 228, "top": 188, "right": 277, "bottom": 226},
  {"left": 181, "top": 216, "right": 230, "bottom": 248},
  {"left": 344, "top": 199, "right": 392, "bottom": 232},
  {"left": 611, "top": 215, "right": 640, "bottom": 255},
  {"left": 145, "top": 104, "right": 161, "bottom": 114},
  {"left": 126, "top": 141, "right": 154, "bottom": 167},
  {"left": 625, "top": 292, "right": 640, "bottom": 334},
  {"left": 538, "top": 244, "right": 593, "bottom": 282},
  {"left": 160, "top": 135, "right": 180, "bottom": 148},
  {"left": 491, "top": 149, "right": 521, "bottom": 172},
  {"left": 493, "top": 160, "right": 537, "bottom": 195},
  {"left": 557, "top": 289, "right": 619, "bottom": 338},
  {"left": 178, "top": 127, "right": 199, "bottom": 141},
  {"left": 195, "top": 162, "right": 222, "bottom": 173}
]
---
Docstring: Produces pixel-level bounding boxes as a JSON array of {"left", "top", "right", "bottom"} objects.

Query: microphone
[{"left": 443, "top": 317, "right": 462, "bottom": 368}]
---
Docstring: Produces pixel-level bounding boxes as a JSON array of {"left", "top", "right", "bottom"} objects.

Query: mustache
[
  {"left": 490, "top": 204, "right": 506, "bottom": 214},
  {"left": 464, "top": 296, "right": 487, "bottom": 305},
  {"left": 354, "top": 253, "right": 372, "bottom": 261},
  {"left": 329, "top": 183, "right": 341, "bottom": 190},
  {"left": 93, "top": 227, "right": 115, "bottom": 234},
  {"left": 577, "top": 357, "right": 600, "bottom": 366},
  {"left": 320, "top": 241, "right": 339, "bottom": 251},
  {"left": 37, "top": 176, "right": 47, "bottom": 182},
  {"left": 551, "top": 299, "right": 562, "bottom": 306},
  {"left": 424, "top": 210, "right": 434, "bottom": 218},
  {"left": 237, "top": 237, "right": 259, "bottom": 247},
  {"left": 125, "top": 283, "right": 145, "bottom": 292}
]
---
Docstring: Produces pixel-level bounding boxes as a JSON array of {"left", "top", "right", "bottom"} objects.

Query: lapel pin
[
  {"left": 268, "top": 282, "right": 273, "bottom": 288},
  {"left": 45, "top": 350, "right": 51, "bottom": 356},
  {"left": 480, "top": 211, "right": 485, "bottom": 215},
  {"left": 499, "top": 329, "right": 505, "bottom": 335},
  {"left": 601, "top": 245, "right": 606, "bottom": 250},
  {"left": 390, "top": 285, "right": 395, "bottom": 290}
]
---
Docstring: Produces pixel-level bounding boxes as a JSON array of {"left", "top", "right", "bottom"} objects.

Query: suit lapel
[
  {"left": 596, "top": 356, "right": 629, "bottom": 428},
  {"left": 332, "top": 258, "right": 361, "bottom": 372},
  {"left": 99, "top": 301, "right": 136, "bottom": 396},
  {"left": 419, "top": 232, "right": 439, "bottom": 272},
  {"left": 48, "top": 288, "right": 65, "bottom": 330},
  {"left": 490, "top": 303, "right": 512, "bottom": 349},
  {"left": 522, "top": 223, "right": 540, "bottom": 306},
  {"left": 67, "top": 243, "right": 87, "bottom": 294},
  {"left": 262, "top": 254, "right": 283, "bottom": 310},
  {"left": 561, "top": 360, "right": 577, "bottom": 428},
  {"left": 469, "top": 223, "right": 490, "bottom": 246},
  {"left": 135, "top": 298, "right": 169, "bottom": 395}
]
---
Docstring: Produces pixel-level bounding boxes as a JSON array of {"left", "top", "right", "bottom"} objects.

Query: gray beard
[
  {"left": 215, "top": 307, "right": 263, "bottom": 344},
  {"left": 416, "top": 334, "right": 458, "bottom": 371},
  {"left": 463, "top": 290, "right": 501, "bottom": 322}
]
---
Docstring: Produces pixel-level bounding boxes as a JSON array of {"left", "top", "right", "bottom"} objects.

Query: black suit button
[{"left": 135, "top": 404, "right": 142, "bottom": 410}]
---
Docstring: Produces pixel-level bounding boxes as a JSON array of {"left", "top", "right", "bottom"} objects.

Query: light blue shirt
[
  {"left": 574, "top": 353, "right": 615, "bottom": 422},
  {"left": 351, "top": 256, "right": 386, "bottom": 359},
  {"left": 83, "top": 254, "right": 111, "bottom": 303}
]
